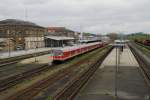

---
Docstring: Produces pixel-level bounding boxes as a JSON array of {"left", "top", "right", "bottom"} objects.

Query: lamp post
[{"left": 115, "top": 46, "right": 118, "bottom": 99}]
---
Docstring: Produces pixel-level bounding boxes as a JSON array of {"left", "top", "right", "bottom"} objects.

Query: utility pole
[
  {"left": 115, "top": 46, "right": 118, "bottom": 99},
  {"left": 7, "top": 30, "right": 11, "bottom": 57},
  {"left": 34, "top": 32, "right": 38, "bottom": 62},
  {"left": 25, "top": 7, "right": 28, "bottom": 52}
]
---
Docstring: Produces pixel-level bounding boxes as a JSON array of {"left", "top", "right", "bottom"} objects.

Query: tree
[{"left": 107, "top": 33, "right": 118, "bottom": 41}]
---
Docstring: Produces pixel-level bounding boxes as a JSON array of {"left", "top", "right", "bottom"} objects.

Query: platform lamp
[
  {"left": 115, "top": 43, "right": 118, "bottom": 99},
  {"left": 115, "top": 43, "right": 124, "bottom": 100},
  {"left": 114, "top": 31, "right": 122, "bottom": 100},
  {"left": 45, "top": 36, "right": 47, "bottom": 48}
]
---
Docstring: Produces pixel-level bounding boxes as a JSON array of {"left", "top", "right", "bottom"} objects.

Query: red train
[
  {"left": 143, "top": 40, "right": 150, "bottom": 46},
  {"left": 49, "top": 42, "right": 107, "bottom": 62}
]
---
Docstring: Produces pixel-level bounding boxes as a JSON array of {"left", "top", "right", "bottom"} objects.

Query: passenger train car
[{"left": 49, "top": 42, "right": 107, "bottom": 62}]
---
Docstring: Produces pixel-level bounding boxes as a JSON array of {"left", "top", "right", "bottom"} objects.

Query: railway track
[
  {"left": 0, "top": 46, "right": 97, "bottom": 93},
  {"left": 0, "top": 50, "right": 53, "bottom": 92},
  {"left": 0, "top": 45, "right": 108, "bottom": 93},
  {"left": 53, "top": 47, "right": 112, "bottom": 100},
  {"left": 129, "top": 42, "right": 150, "bottom": 87},
  {"left": 0, "top": 64, "right": 53, "bottom": 92},
  {"left": 4, "top": 46, "right": 112, "bottom": 100},
  {"left": 135, "top": 42, "right": 150, "bottom": 50},
  {"left": 0, "top": 60, "right": 19, "bottom": 67}
]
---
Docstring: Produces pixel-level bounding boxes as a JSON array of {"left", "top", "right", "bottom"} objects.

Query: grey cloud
[
  {"left": 23, "top": 0, "right": 49, "bottom": 5},
  {"left": 0, "top": 0, "right": 150, "bottom": 34}
]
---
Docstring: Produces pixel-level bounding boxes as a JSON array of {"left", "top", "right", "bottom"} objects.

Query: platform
[
  {"left": 0, "top": 47, "right": 52, "bottom": 59},
  {"left": 75, "top": 46, "right": 150, "bottom": 100}
]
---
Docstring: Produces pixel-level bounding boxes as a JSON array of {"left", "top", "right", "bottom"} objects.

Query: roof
[
  {"left": 45, "top": 36, "right": 75, "bottom": 40},
  {"left": 115, "top": 40, "right": 126, "bottom": 43},
  {"left": 0, "top": 19, "right": 44, "bottom": 28},
  {"left": 48, "top": 27, "right": 65, "bottom": 30},
  {"left": 79, "top": 39, "right": 101, "bottom": 43},
  {"left": 79, "top": 37, "right": 101, "bottom": 43},
  {"left": 47, "top": 27, "right": 74, "bottom": 33}
]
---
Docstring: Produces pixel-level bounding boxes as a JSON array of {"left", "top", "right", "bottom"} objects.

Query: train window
[{"left": 52, "top": 50, "right": 63, "bottom": 56}]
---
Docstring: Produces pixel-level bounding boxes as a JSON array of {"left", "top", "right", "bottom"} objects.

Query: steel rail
[
  {"left": 129, "top": 42, "right": 150, "bottom": 87},
  {"left": 53, "top": 46, "right": 113, "bottom": 100}
]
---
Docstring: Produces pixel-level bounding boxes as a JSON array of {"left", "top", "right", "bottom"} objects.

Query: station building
[
  {"left": 0, "top": 19, "right": 46, "bottom": 51},
  {"left": 45, "top": 27, "right": 80, "bottom": 47}
]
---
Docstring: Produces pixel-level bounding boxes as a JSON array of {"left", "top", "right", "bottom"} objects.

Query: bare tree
[{"left": 107, "top": 33, "right": 118, "bottom": 41}]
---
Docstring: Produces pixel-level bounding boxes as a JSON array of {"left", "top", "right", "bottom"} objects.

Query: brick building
[
  {"left": 45, "top": 27, "right": 80, "bottom": 47},
  {"left": 0, "top": 19, "right": 46, "bottom": 51},
  {"left": 47, "top": 27, "right": 79, "bottom": 38}
]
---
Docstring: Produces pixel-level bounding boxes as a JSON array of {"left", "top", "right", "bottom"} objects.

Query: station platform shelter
[{"left": 45, "top": 36, "right": 75, "bottom": 47}]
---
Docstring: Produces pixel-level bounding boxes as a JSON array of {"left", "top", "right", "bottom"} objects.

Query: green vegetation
[
  {"left": 136, "top": 42, "right": 150, "bottom": 50},
  {"left": 83, "top": 32, "right": 92, "bottom": 35},
  {"left": 46, "top": 96, "right": 53, "bottom": 100},
  {"left": 106, "top": 33, "right": 119, "bottom": 41},
  {"left": 127, "top": 32, "right": 150, "bottom": 41},
  {"left": 135, "top": 43, "right": 150, "bottom": 58}
]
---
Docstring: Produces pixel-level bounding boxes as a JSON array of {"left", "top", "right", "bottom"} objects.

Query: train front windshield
[{"left": 52, "top": 50, "right": 63, "bottom": 56}]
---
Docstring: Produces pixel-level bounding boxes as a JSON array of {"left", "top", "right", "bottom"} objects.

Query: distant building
[
  {"left": 47, "top": 27, "right": 80, "bottom": 38},
  {"left": 101, "top": 36, "right": 110, "bottom": 42},
  {"left": 79, "top": 33, "right": 102, "bottom": 43},
  {"left": 81, "top": 33, "right": 96, "bottom": 40},
  {"left": 0, "top": 19, "right": 46, "bottom": 51},
  {"left": 45, "top": 27, "right": 80, "bottom": 47}
]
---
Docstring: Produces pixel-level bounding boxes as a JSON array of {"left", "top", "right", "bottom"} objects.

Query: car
[{"left": 16, "top": 46, "right": 24, "bottom": 50}]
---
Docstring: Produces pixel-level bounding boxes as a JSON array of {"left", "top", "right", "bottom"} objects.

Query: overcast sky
[{"left": 0, "top": 0, "right": 150, "bottom": 34}]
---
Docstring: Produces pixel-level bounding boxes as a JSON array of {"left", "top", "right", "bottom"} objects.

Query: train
[
  {"left": 143, "top": 40, "right": 150, "bottom": 46},
  {"left": 49, "top": 41, "right": 107, "bottom": 62},
  {"left": 134, "top": 39, "right": 150, "bottom": 46}
]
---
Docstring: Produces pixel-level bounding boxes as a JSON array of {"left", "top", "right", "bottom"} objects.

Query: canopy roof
[{"left": 45, "top": 36, "right": 74, "bottom": 40}]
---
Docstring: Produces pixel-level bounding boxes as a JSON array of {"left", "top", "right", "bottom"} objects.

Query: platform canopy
[{"left": 45, "top": 36, "right": 75, "bottom": 41}]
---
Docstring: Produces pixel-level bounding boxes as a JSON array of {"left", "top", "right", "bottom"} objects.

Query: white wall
[{"left": 25, "top": 37, "right": 45, "bottom": 49}]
